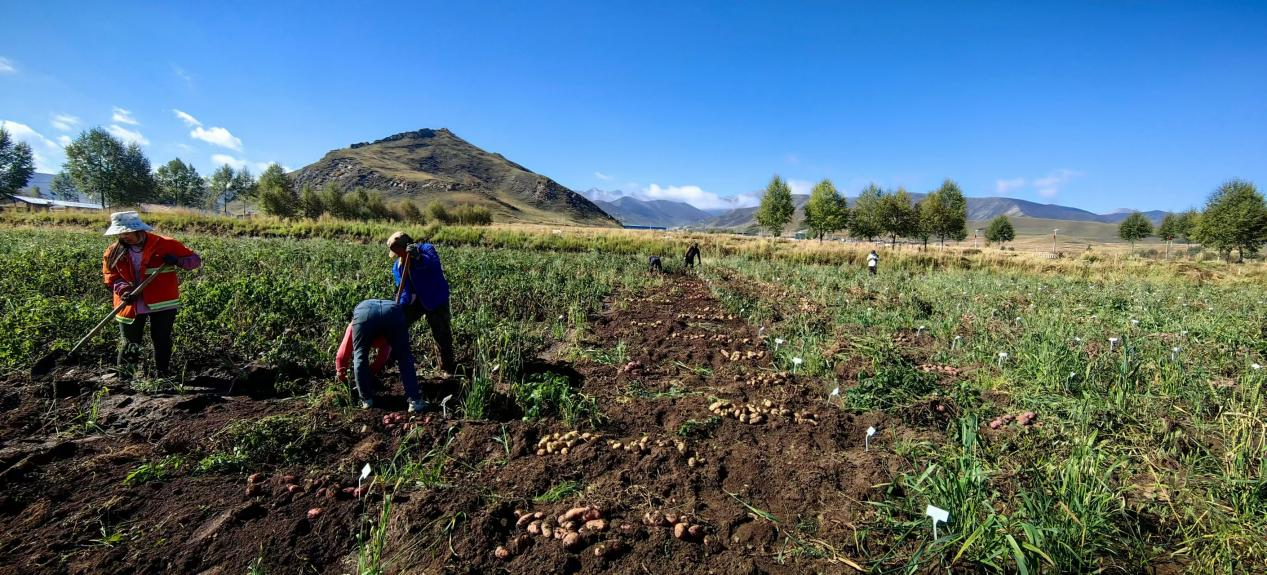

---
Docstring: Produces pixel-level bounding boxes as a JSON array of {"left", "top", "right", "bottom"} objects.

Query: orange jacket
[{"left": 101, "top": 233, "right": 197, "bottom": 323}]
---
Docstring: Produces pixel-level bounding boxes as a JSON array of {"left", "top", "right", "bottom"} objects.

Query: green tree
[
  {"left": 922, "top": 179, "right": 968, "bottom": 246},
  {"left": 206, "top": 164, "right": 235, "bottom": 214},
  {"left": 230, "top": 167, "right": 257, "bottom": 216},
  {"left": 878, "top": 188, "right": 918, "bottom": 248},
  {"left": 1192, "top": 179, "right": 1267, "bottom": 262},
  {"left": 1118, "top": 212, "right": 1153, "bottom": 250},
  {"left": 256, "top": 163, "right": 298, "bottom": 217},
  {"left": 802, "top": 179, "right": 849, "bottom": 241},
  {"left": 318, "top": 183, "right": 349, "bottom": 218},
  {"left": 0, "top": 127, "right": 36, "bottom": 201},
  {"left": 1174, "top": 209, "right": 1198, "bottom": 243},
  {"left": 50, "top": 171, "right": 79, "bottom": 201},
  {"left": 1157, "top": 213, "right": 1180, "bottom": 257},
  {"left": 154, "top": 158, "right": 206, "bottom": 207},
  {"left": 426, "top": 200, "right": 452, "bottom": 224},
  {"left": 64, "top": 128, "right": 157, "bottom": 208},
  {"left": 299, "top": 185, "right": 324, "bottom": 219},
  {"left": 849, "top": 183, "right": 885, "bottom": 241},
  {"left": 985, "top": 215, "right": 1015, "bottom": 247},
  {"left": 390, "top": 199, "right": 424, "bottom": 223},
  {"left": 755, "top": 175, "right": 795, "bottom": 237}
]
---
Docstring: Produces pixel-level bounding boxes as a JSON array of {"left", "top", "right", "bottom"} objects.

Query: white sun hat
[{"left": 104, "top": 211, "right": 153, "bottom": 236}]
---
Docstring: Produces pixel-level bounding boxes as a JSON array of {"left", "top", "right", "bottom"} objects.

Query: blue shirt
[{"left": 393, "top": 242, "right": 450, "bottom": 312}]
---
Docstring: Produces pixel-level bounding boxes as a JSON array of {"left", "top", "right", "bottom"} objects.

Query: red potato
[
  {"left": 286, "top": 484, "right": 302, "bottom": 494},
  {"left": 307, "top": 507, "right": 323, "bottom": 521},
  {"left": 494, "top": 546, "right": 511, "bottom": 560},
  {"left": 583, "top": 519, "right": 607, "bottom": 532},
  {"left": 245, "top": 484, "right": 259, "bottom": 497},
  {"left": 281, "top": 475, "right": 296, "bottom": 484},
  {"left": 559, "top": 506, "right": 590, "bottom": 524},
  {"left": 247, "top": 472, "right": 264, "bottom": 484},
  {"left": 688, "top": 525, "right": 703, "bottom": 538},
  {"left": 516, "top": 513, "right": 536, "bottom": 529},
  {"left": 527, "top": 521, "right": 542, "bottom": 535},
  {"left": 539, "top": 526, "right": 554, "bottom": 539},
  {"left": 583, "top": 508, "right": 602, "bottom": 521},
  {"left": 673, "top": 523, "right": 689, "bottom": 540}
]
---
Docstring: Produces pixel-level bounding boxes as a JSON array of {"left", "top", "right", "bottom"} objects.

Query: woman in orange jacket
[{"left": 101, "top": 211, "right": 202, "bottom": 376}]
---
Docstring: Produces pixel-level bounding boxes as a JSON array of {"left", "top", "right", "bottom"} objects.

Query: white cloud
[
  {"left": 211, "top": 154, "right": 274, "bottom": 173},
  {"left": 106, "top": 124, "right": 149, "bottom": 146},
  {"left": 57, "top": 135, "right": 71, "bottom": 146},
  {"left": 191, "top": 126, "right": 243, "bottom": 151},
  {"left": 173, "top": 109, "right": 202, "bottom": 127},
  {"left": 50, "top": 113, "right": 80, "bottom": 132},
  {"left": 994, "top": 169, "right": 1081, "bottom": 200},
  {"left": 111, "top": 107, "right": 139, "bottom": 125},
  {"left": 0, "top": 57, "right": 15, "bottom": 74},
  {"left": 640, "top": 184, "right": 758, "bottom": 211},
  {"left": 1, "top": 120, "right": 65, "bottom": 172},
  {"left": 786, "top": 179, "right": 813, "bottom": 196},
  {"left": 173, "top": 65, "right": 194, "bottom": 88},
  {"left": 594, "top": 171, "right": 613, "bottom": 181},
  {"left": 995, "top": 177, "right": 1026, "bottom": 194}
]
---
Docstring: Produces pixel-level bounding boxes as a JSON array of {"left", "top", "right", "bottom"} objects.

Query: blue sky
[{"left": 2, "top": 1, "right": 1265, "bottom": 212}]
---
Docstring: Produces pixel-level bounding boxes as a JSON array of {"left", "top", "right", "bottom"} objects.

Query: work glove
[
  {"left": 163, "top": 254, "right": 180, "bottom": 266},
  {"left": 114, "top": 282, "right": 138, "bottom": 304},
  {"left": 405, "top": 244, "right": 422, "bottom": 260}
]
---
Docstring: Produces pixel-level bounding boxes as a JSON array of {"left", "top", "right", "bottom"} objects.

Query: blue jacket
[{"left": 393, "top": 242, "right": 450, "bottom": 312}]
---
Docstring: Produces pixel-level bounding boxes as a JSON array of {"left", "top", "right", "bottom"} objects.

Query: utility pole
[{"left": 1052, "top": 228, "right": 1059, "bottom": 254}]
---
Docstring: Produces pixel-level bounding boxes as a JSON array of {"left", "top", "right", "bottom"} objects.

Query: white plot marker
[
  {"left": 926, "top": 505, "right": 949, "bottom": 540},
  {"left": 830, "top": 386, "right": 840, "bottom": 398},
  {"left": 865, "top": 426, "right": 876, "bottom": 451},
  {"left": 1253, "top": 363, "right": 1263, "bottom": 371},
  {"left": 1171, "top": 347, "right": 1181, "bottom": 361},
  {"left": 358, "top": 463, "right": 372, "bottom": 489},
  {"left": 997, "top": 352, "right": 1008, "bottom": 368},
  {"left": 952, "top": 335, "right": 962, "bottom": 350},
  {"left": 441, "top": 394, "right": 454, "bottom": 418},
  {"left": 1109, "top": 337, "right": 1119, "bottom": 351},
  {"left": 791, "top": 357, "right": 803, "bottom": 373}
]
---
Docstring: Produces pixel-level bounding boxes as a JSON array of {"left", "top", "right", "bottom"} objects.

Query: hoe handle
[{"left": 68, "top": 265, "right": 170, "bottom": 356}]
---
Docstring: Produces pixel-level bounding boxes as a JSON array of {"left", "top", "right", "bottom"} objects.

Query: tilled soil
[{"left": 0, "top": 274, "right": 916, "bottom": 574}]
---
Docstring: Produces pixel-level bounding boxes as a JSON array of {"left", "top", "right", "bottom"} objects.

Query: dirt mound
[{"left": 0, "top": 275, "right": 909, "bottom": 574}]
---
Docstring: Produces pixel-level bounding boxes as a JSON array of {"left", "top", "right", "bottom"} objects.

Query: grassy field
[{"left": 0, "top": 217, "right": 1264, "bottom": 573}]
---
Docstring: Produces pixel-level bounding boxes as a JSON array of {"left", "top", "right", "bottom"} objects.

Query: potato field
[{"left": 0, "top": 223, "right": 1265, "bottom": 574}]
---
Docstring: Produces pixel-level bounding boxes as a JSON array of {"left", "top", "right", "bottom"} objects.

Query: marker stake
[
  {"left": 865, "top": 426, "right": 876, "bottom": 451},
  {"left": 926, "top": 505, "right": 949, "bottom": 540},
  {"left": 358, "top": 463, "right": 372, "bottom": 489}
]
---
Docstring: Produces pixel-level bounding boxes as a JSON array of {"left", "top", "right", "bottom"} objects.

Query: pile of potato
[
  {"left": 535, "top": 430, "right": 602, "bottom": 456},
  {"left": 628, "top": 319, "right": 664, "bottom": 328},
  {"left": 669, "top": 332, "right": 709, "bottom": 340},
  {"left": 736, "top": 371, "right": 790, "bottom": 386},
  {"left": 607, "top": 435, "right": 652, "bottom": 454},
  {"left": 708, "top": 399, "right": 820, "bottom": 426},
  {"left": 918, "top": 364, "right": 962, "bottom": 377},
  {"left": 642, "top": 511, "right": 706, "bottom": 542},
  {"left": 719, "top": 349, "right": 766, "bottom": 361},
  {"left": 501, "top": 506, "right": 625, "bottom": 558},
  {"left": 988, "top": 411, "right": 1038, "bottom": 430},
  {"left": 676, "top": 313, "right": 737, "bottom": 321}
]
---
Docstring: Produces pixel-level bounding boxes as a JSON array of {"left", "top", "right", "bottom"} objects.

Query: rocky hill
[{"left": 290, "top": 129, "right": 617, "bottom": 226}]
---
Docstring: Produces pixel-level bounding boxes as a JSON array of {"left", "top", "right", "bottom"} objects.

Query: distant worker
[
  {"left": 867, "top": 250, "right": 879, "bottom": 276},
  {"left": 345, "top": 299, "right": 426, "bottom": 412},
  {"left": 648, "top": 255, "right": 663, "bottom": 273},
  {"left": 388, "top": 232, "right": 456, "bottom": 377},
  {"left": 684, "top": 242, "right": 702, "bottom": 270},
  {"left": 101, "top": 211, "right": 202, "bottom": 376}
]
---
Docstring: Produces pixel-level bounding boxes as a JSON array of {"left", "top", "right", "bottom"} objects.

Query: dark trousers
[
  {"left": 869, "top": 266, "right": 877, "bottom": 275},
  {"left": 118, "top": 309, "right": 177, "bottom": 375},
  {"left": 406, "top": 301, "right": 457, "bottom": 375},
  {"left": 352, "top": 299, "right": 420, "bottom": 402}
]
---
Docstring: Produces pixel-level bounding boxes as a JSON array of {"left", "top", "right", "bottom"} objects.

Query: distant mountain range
[{"left": 583, "top": 190, "right": 1169, "bottom": 232}]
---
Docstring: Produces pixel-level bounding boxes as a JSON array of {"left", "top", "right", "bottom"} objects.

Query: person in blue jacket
[{"left": 387, "top": 231, "right": 456, "bottom": 377}]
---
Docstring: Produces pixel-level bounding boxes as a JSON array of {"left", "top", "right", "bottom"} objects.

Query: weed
[
  {"left": 511, "top": 372, "right": 601, "bottom": 428},
  {"left": 123, "top": 455, "right": 185, "bottom": 486},
  {"left": 534, "top": 480, "right": 582, "bottom": 504},
  {"left": 676, "top": 416, "right": 722, "bottom": 438}
]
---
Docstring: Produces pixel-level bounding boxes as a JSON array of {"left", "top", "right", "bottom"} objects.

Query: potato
[
  {"left": 307, "top": 507, "right": 323, "bottom": 521},
  {"left": 688, "top": 525, "right": 703, "bottom": 538},
  {"left": 560, "top": 507, "right": 589, "bottom": 523},
  {"left": 560, "top": 447, "right": 570, "bottom": 455},
  {"left": 688, "top": 457, "right": 697, "bottom": 467},
  {"left": 583, "top": 508, "right": 602, "bottom": 521},
  {"left": 664, "top": 512, "right": 680, "bottom": 524},
  {"left": 583, "top": 519, "right": 607, "bottom": 531},
  {"left": 539, "top": 526, "right": 554, "bottom": 539},
  {"left": 516, "top": 513, "right": 536, "bottom": 529},
  {"left": 673, "top": 522, "right": 689, "bottom": 540},
  {"left": 562, "top": 531, "right": 584, "bottom": 551},
  {"left": 527, "top": 521, "right": 542, "bottom": 535},
  {"left": 247, "top": 472, "right": 264, "bottom": 484},
  {"left": 494, "top": 546, "right": 511, "bottom": 560}
]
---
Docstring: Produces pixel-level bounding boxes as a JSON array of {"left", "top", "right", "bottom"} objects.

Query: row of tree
[
  {"left": 753, "top": 174, "right": 1267, "bottom": 261},
  {"left": 1116, "top": 179, "right": 1267, "bottom": 261},
  {"left": 755, "top": 176, "right": 972, "bottom": 247},
  {"left": 0, "top": 126, "right": 492, "bottom": 225}
]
